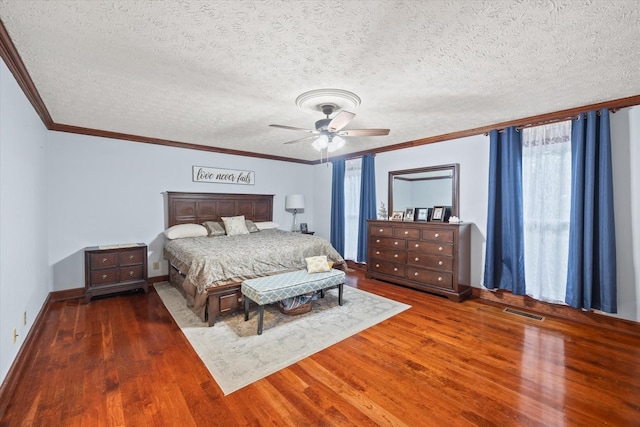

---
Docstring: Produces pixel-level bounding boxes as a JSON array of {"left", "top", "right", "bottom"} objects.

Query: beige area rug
[{"left": 154, "top": 282, "right": 410, "bottom": 395}]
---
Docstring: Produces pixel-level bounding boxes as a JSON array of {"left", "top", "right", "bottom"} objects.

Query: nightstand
[{"left": 84, "top": 243, "right": 148, "bottom": 303}]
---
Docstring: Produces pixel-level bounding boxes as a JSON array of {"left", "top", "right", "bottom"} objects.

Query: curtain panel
[
  {"left": 483, "top": 127, "right": 527, "bottom": 295},
  {"left": 330, "top": 158, "right": 346, "bottom": 256},
  {"left": 357, "top": 154, "right": 376, "bottom": 263},
  {"left": 565, "top": 109, "right": 617, "bottom": 312}
]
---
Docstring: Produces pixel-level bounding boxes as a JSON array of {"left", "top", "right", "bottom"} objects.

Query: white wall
[
  {"left": 46, "top": 132, "right": 317, "bottom": 290},
  {"left": 0, "top": 61, "right": 49, "bottom": 382}
]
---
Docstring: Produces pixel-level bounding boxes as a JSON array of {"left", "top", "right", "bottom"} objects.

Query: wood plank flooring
[{"left": 2, "top": 271, "right": 640, "bottom": 426}]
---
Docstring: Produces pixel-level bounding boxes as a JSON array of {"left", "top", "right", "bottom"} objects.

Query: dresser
[
  {"left": 366, "top": 220, "right": 471, "bottom": 302},
  {"left": 84, "top": 244, "right": 149, "bottom": 303}
]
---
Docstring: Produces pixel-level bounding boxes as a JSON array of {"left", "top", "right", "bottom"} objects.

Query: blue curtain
[
  {"left": 330, "top": 158, "right": 345, "bottom": 256},
  {"left": 483, "top": 127, "right": 527, "bottom": 295},
  {"left": 565, "top": 109, "right": 617, "bottom": 312},
  {"left": 357, "top": 154, "right": 376, "bottom": 263}
]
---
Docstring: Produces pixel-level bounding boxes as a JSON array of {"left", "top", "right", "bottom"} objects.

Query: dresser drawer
[
  {"left": 369, "top": 248, "right": 407, "bottom": 263},
  {"left": 407, "top": 267, "right": 453, "bottom": 289},
  {"left": 407, "top": 253, "right": 453, "bottom": 272},
  {"left": 119, "top": 249, "right": 144, "bottom": 266},
  {"left": 370, "top": 236, "right": 406, "bottom": 250},
  {"left": 393, "top": 227, "right": 420, "bottom": 239},
  {"left": 421, "top": 228, "right": 455, "bottom": 243},
  {"left": 369, "top": 261, "right": 406, "bottom": 278},
  {"left": 90, "top": 268, "right": 118, "bottom": 286},
  {"left": 370, "top": 225, "right": 394, "bottom": 237},
  {"left": 407, "top": 240, "right": 454, "bottom": 256},
  {"left": 120, "top": 265, "right": 144, "bottom": 282},
  {"left": 89, "top": 252, "right": 117, "bottom": 269}
]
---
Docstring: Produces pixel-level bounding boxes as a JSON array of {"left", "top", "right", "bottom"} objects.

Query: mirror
[{"left": 388, "top": 164, "right": 459, "bottom": 219}]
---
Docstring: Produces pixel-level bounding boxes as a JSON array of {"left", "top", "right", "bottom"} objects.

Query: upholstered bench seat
[{"left": 242, "top": 269, "right": 346, "bottom": 335}]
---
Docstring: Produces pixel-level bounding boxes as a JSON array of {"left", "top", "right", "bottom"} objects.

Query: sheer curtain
[
  {"left": 521, "top": 121, "right": 572, "bottom": 303},
  {"left": 344, "top": 158, "right": 362, "bottom": 261}
]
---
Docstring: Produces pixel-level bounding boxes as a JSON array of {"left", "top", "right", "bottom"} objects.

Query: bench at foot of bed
[{"left": 241, "top": 269, "right": 346, "bottom": 335}]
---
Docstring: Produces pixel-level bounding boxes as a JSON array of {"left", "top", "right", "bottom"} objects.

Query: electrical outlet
[
  {"left": 23, "top": 311, "right": 27, "bottom": 325},
  {"left": 12, "top": 328, "right": 18, "bottom": 344},
  {"left": 153, "top": 262, "right": 160, "bottom": 270}
]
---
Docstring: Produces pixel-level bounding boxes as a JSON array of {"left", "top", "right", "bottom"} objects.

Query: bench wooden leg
[{"left": 258, "top": 305, "right": 264, "bottom": 335}]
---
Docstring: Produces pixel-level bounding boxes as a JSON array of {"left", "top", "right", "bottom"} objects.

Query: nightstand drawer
[
  {"left": 90, "top": 252, "right": 117, "bottom": 269},
  {"left": 120, "top": 265, "right": 144, "bottom": 281},
  {"left": 119, "top": 249, "right": 144, "bottom": 266},
  {"left": 90, "top": 268, "right": 118, "bottom": 286}
]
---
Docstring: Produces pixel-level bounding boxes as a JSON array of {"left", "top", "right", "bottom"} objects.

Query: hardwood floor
[{"left": 2, "top": 271, "right": 640, "bottom": 426}]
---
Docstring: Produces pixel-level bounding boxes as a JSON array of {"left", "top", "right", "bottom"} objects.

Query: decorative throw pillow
[
  {"left": 221, "top": 215, "right": 250, "bottom": 236},
  {"left": 163, "top": 224, "right": 208, "bottom": 240},
  {"left": 245, "top": 220, "right": 259, "bottom": 233},
  {"left": 254, "top": 221, "right": 280, "bottom": 230},
  {"left": 305, "top": 255, "right": 331, "bottom": 273},
  {"left": 202, "top": 221, "right": 226, "bottom": 237}
]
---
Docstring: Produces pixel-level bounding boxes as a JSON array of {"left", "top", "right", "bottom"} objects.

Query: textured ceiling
[{"left": 0, "top": 0, "right": 639, "bottom": 162}]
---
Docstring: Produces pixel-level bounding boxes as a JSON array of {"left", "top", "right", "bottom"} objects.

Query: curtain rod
[{"left": 489, "top": 108, "right": 618, "bottom": 135}]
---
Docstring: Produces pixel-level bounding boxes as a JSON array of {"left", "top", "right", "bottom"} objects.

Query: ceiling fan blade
[
  {"left": 327, "top": 111, "right": 356, "bottom": 132},
  {"left": 283, "top": 135, "right": 316, "bottom": 145},
  {"left": 338, "top": 128, "right": 390, "bottom": 137},
  {"left": 269, "top": 124, "right": 317, "bottom": 133}
]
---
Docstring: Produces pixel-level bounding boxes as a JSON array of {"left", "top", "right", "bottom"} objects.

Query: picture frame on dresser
[
  {"left": 391, "top": 210, "right": 404, "bottom": 221},
  {"left": 415, "top": 207, "right": 430, "bottom": 222},
  {"left": 430, "top": 206, "right": 445, "bottom": 221},
  {"left": 404, "top": 208, "right": 415, "bottom": 221}
]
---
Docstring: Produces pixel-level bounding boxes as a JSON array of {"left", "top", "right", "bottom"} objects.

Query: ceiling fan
[{"left": 269, "top": 104, "right": 390, "bottom": 154}]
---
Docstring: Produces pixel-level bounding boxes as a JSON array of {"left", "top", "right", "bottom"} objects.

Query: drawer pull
[
  {"left": 376, "top": 239, "right": 380, "bottom": 243},
  {"left": 438, "top": 277, "right": 443, "bottom": 281},
  {"left": 128, "top": 271, "right": 134, "bottom": 277},
  {"left": 394, "top": 241, "right": 399, "bottom": 245},
  {"left": 414, "top": 243, "right": 419, "bottom": 248},
  {"left": 393, "top": 267, "right": 398, "bottom": 272},
  {"left": 375, "top": 264, "right": 380, "bottom": 268},
  {"left": 379, "top": 228, "right": 384, "bottom": 232},
  {"left": 414, "top": 272, "right": 419, "bottom": 276},
  {"left": 435, "top": 233, "right": 439, "bottom": 238},
  {"left": 404, "top": 231, "right": 409, "bottom": 235},
  {"left": 415, "top": 257, "right": 419, "bottom": 262},
  {"left": 238, "top": 297, "right": 242, "bottom": 302},
  {"left": 439, "top": 261, "right": 443, "bottom": 265},
  {"left": 102, "top": 258, "right": 108, "bottom": 264},
  {"left": 376, "top": 251, "right": 380, "bottom": 255},
  {"left": 101, "top": 274, "right": 107, "bottom": 280},
  {"left": 438, "top": 246, "right": 443, "bottom": 251},
  {"left": 394, "top": 254, "right": 398, "bottom": 258},
  {"left": 129, "top": 255, "right": 135, "bottom": 261}
]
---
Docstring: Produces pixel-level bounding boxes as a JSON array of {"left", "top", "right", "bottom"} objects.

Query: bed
[{"left": 163, "top": 191, "right": 346, "bottom": 326}]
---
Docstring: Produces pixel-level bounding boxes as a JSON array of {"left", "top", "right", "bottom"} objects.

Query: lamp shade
[{"left": 285, "top": 194, "right": 305, "bottom": 210}]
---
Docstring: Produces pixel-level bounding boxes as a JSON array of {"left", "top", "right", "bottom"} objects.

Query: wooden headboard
[{"left": 166, "top": 192, "right": 274, "bottom": 227}]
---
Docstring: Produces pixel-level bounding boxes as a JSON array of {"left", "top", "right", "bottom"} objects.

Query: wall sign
[{"left": 192, "top": 166, "right": 255, "bottom": 185}]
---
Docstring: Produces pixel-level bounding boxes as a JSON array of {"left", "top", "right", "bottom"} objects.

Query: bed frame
[{"left": 166, "top": 192, "right": 274, "bottom": 326}]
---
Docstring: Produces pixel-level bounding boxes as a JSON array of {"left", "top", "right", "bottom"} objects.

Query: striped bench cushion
[{"left": 241, "top": 269, "right": 346, "bottom": 306}]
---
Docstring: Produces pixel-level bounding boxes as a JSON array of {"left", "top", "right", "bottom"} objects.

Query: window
[
  {"left": 344, "top": 158, "right": 362, "bottom": 261},
  {"left": 521, "top": 121, "right": 572, "bottom": 303}
]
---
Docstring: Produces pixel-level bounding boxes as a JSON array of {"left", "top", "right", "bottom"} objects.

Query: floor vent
[{"left": 503, "top": 308, "right": 545, "bottom": 321}]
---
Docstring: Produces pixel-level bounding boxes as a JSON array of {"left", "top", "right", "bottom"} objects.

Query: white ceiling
[{"left": 1, "top": 0, "right": 639, "bottom": 162}]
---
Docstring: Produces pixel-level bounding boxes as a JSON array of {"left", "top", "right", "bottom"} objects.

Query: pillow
[
  {"left": 163, "top": 224, "right": 208, "bottom": 240},
  {"left": 245, "top": 219, "right": 259, "bottom": 233},
  {"left": 254, "top": 221, "right": 280, "bottom": 231},
  {"left": 202, "top": 221, "right": 226, "bottom": 237},
  {"left": 305, "top": 255, "right": 331, "bottom": 273},
  {"left": 221, "top": 215, "right": 250, "bottom": 236}
]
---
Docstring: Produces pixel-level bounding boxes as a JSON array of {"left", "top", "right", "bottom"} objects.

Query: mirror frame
[{"left": 388, "top": 163, "right": 460, "bottom": 219}]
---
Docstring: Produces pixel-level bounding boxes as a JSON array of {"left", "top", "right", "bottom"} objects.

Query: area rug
[{"left": 154, "top": 282, "right": 410, "bottom": 395}]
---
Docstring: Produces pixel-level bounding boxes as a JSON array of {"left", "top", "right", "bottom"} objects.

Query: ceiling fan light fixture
[
  {"left": 312, "top": 135, "right": 329, "bottom": 151},
  {"left": 327, "top": 135, "right": 345, "bottom": 153}
]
